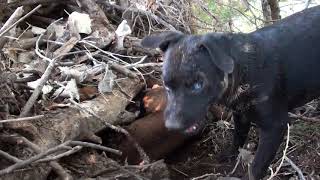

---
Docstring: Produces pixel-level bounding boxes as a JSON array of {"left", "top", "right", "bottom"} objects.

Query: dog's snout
[{"left": 164, "top": 119, "right": 183, "bottom": 131}]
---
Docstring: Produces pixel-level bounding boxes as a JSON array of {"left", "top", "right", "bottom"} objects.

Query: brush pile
[{"left": 0, "top": 0, "right": 195, "bottom": 179}]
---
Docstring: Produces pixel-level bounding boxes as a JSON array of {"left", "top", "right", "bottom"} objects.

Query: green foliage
[
  {"left": 192, "top": 0, "right": 245, "bottom": 33},
  {"left": 192, "top": 0, "right": 263, "bottom": 33}
]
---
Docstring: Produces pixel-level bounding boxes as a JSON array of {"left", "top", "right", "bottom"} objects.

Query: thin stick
[
  {"left": 69, "top": 100, "right": 150, "bottom": 163},
  {"left": 284, "top": 156, "right": 306, "bottom": 180},
  {"left": 288, "top": 112, "right": 320, "bottom": 123},
  {"left": 69, "top": 141, "right": 122, "bottom": 156},
  {"left": 0, "top": 5, "right": 42, "bottom": 37},
  {"left": 0, "top": 135, "right": 72, "bottom": 179},
  {"left": 0, "top": 115, "right": 44, "bottom": 124},
  {"left": 126, "top": 62, "right": 163, "bottom": 69},
  {"left": 191, "top": 173, "right": 220, "bottom": 180},
  {"left": 97, "top": 0, "right": 176, "bottom": 31},
  {"left": 0, "top": 150, "right": 22, "bottom": 163},
  {"left": 0, "top": 141, "right": 71, "bottom": 175},
  {"left": 36, "top": 146, "right": 82, "bottom": 163},
  {"left": 0, "top": 7, "right": 24, "bottom": 34},
  {"left": 20, "top": 36, "right": 79, "bottom": 117},
  {"left": 0, "top": 6, "right": 24, "bottom": 48},
  {"left": 267, "top": 123, "right": 291, "bottom": 180}
]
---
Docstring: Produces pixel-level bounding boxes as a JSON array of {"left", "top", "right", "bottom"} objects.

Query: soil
[{"left": 163, "top": 119, "right": 320, "bottom": 180}]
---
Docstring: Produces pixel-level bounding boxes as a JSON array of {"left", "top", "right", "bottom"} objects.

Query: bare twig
[
  {"left": 191, "top": 173, "right": 220, "bottom": 180},
  {"left": 0, "top": 115, "right": 44, "bottom": 124},
  {"left": 0, "top": 141, "right": 71, "bottom": 175},
  {"left": 126, "top": 62, "right": 163, "bottom": 69},
  {"left": 98, "top": 0, "right": 176, "bottom": 31},
  {"left": 20, "top": 36, "right": 79, "bottom": 117},
  {"left": 0, "top": 5, "right": 42, "bottom": 37},
  {"left": 2, "top": 0, "right": 70, "bottom": 8},
  {"left": 304, "top": 0, "right": 312, "bottom": 9},
  {"left": 0, "top": 135, "right": 72, "bottom": 179},
  {"left": 0, "top": 137, "right": 120, "bottom": 175},
  {"left": 288, "top": 112, "right": 320, "bottom": 123},
  {"left": 0, "top": 150, "right": 22, "bottom": 163},
  {"left": 36, "top": 146, "right": 82, "bottom": 163},
  {"left": 109, "top": 161, "right": 148, "bottom": 180},
  {"left": 0, "top": 6, "right": 24, "bottom": 48},
  {"left": 284, "top": 156, "right": 306, "bottom": 180},
  {"left": 5, "top": 128, "right": 72, "bottom": 179},
  {"left": 109, "top": 62, "right": 138, "bottom": 79},
  {"left": 69, "top": 141, "right": 122, "bottom": 156},
  {"left": 69, "top": 100, "right": 150, "bottom": 164},
  {"left": 267, "top": 123, "right": 291, "bottom": 180}
]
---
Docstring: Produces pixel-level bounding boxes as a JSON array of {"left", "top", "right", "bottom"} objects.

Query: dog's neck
[
  {"left": 219, "top": 64, "right": 241, "bottom": 105},
  {"left": 218, "top": 38, "right": 260, "bottom": 109}
]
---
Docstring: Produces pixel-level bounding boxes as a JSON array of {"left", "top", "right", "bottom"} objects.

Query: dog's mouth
[
  {"left": 184, "top": 123, "right": 198, "bottom": 133},
  {"left": 184, "top": 122, "right": 202, "bottom": 135}
]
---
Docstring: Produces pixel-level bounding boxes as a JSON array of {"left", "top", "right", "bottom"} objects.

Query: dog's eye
[
  {"left": 190, "top": 81, "right": 203, "bottom": 93},
  {"left": 165, "top": 86, "right": 171, "bottom": 92}
]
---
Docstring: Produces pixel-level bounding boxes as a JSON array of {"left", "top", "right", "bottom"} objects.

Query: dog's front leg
[
  {"left": 219, "top": 113, "right": 251, "bottom": 162},
  {"left": 250, "top": 115, "right": 287, "bottom": 180},
  {"left": 232, "top": 113, "right": 251, "bottom": 154}
]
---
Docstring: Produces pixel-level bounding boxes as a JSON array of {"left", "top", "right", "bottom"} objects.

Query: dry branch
[
  {"left": 288, "top": 112, "right": 320, "bottom": 123},
  {"left": 20, "top": 36, "right": 79, "bottom": 117},
  {"left": 69, "top": 141, "right": 122, "bottom": 155},
  {"left": 267, "top": 124, "right": 291, "bottom": 180},
  {"left": 284, "top": 156, "right": 305, "bottom": 180},
  {"left": 0, "top": 139, "right": 121, "bottom": 176},
  {"left": 0, "top": 150, "right": 22, "bottom": 163},
  {"left": 98, "top": 0, "right": 176, "bottom": 31},
  {"left": 2, "top": 0, "right": 70, "bottom": 8},
  {"left": 0, "top": 5, "right": 42, "bottom": 38},
  {"left": 0, "top": 141, "right": 71, "bottom": 175},
  {"left": 0, "top": 135, "right": 72, "bottom": 179},
  {"left": 0, "top": 115, "right": 44, "bottom": 124},
  {"left": 70, "top": 99, "right": 150, "bottom": 164},
  {"left": 0, "top": 6, "right": 24, "bottom": 49},
  {"left": 36, "top": 146, "right": 82, "bottom": 163}
]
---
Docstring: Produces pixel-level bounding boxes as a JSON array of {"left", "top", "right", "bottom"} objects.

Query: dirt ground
[{"left": 165, "top": 118, "right": 320, "bottom": 180}]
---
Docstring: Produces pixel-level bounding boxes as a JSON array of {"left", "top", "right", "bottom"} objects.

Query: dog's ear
[
  {"left": 141, "top": 31, "right": 184, "bottom": 52},
  {"left": 200, "top": 34, "right": 234, "bottom": 74}
]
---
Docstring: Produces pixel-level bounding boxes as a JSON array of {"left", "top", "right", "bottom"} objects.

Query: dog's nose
[{"left": 165, "top": 119, "right": 182, "bottom": 131}]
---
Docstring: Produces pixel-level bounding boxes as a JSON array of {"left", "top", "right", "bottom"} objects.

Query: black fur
[{"left": 141, "top": 5, "right": 320, "bottom": 180}]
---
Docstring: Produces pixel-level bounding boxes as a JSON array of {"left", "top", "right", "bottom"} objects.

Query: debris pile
[
  {"left": 0, "top": 1, "right": 320, "bottom": 180},
  {"left": 0, "top": 0, "right": 194, "bottom": 179}
]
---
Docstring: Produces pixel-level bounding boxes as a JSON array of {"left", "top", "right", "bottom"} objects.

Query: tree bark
[
  {"left": 268, "top": 0, "right": 281, "bottom": 21},
  {"left": 261, "top": 0, "right": 281, "bottom": 26}
]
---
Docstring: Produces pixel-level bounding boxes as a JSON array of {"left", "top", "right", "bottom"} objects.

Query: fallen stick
[
  {"left": 98, "top": 0, "right": 176, "bottom": 31},
  {"left": 284, "top": 156, "right": 306, "bottom": 180},
  {"left": 2, "top": 0, "right": 70, "bottom": 8},
  {"left": 0, "top": 5, "right": 42, "bottom": 37},
  {"left": 0, "top": 115, "right": 44, "bottom": 124},
  {"left": 0, "top": 7, "right": 24, "bottom": 34},
  {"left": 0, "top": 6, "right": 24, "bottom": 49},
  {"left": 70, "top": 99, "right": 150, "bottom": 164},
  {"left": 109, "top": 62, "right": 138, "bottom": 79},
  {"left": 69, "top": 141, "right": 122, "bottom": 156},
  {"left": 0, "top": 150, "right": 22, "bottom": 163},
  {"left": 267, "top": 123, "right": 291, "bottom": 180},
  {"left": 288, "top": 112, "right": 320, "bottom": 123},
  {"left": 36, "top": 146, "right": 83, "bottom": 163},
  {"left": 0, "top": 141, "right": 71, "bottom": 175},
  {"left": 126, "top": 62, "right": 163, "bottom": 69},
  {"left": 0, "top": 133, "right": 73, "bottom": 179},
  {"left": 0, "top": 139, "right": 121, "bottom": 175},
  {"left": 20, "top": 36, "right": 79, "bottom": 117}
]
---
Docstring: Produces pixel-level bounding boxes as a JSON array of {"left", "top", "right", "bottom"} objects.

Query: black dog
[{"left": 141, "top": 5, "right": 320, "bottom": 180}]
